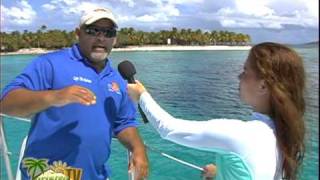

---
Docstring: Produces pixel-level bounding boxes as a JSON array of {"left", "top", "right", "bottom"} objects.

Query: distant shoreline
[
  {"left": 0, "top": 45, "right": 252, "bottom": 56},
  {"left": 113, "top": 45, "right": 252, "bottom": 51}
]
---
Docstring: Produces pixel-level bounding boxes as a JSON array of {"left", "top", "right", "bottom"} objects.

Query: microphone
[
  {"left": 118, "top": 60, "right": 149, "bottom": 124},
  {"left": 118, "top": 60, "right": 136, "bottom": 83}
]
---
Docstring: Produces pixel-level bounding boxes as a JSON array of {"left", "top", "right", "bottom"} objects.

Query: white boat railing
[{"left": 0, "top": 115, "right": 14, "bottom": 180}]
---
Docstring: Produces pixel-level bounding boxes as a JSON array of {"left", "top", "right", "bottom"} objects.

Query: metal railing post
[
  {"left": 127, "top": 150, "right": 135, "bottom": 180},
  {"left": 0, "top": 117, "right": 14, "bottom": 180}
]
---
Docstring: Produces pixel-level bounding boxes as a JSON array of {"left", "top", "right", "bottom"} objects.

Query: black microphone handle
[
  {"left": 128, "top": 77, "right": 135, "bottom": 84},
  {"left": 138, "top": 105, "right": 149, "bottom": 124},
  {"left": 127, "top": 76, "right": 149, "bottom": 124}
]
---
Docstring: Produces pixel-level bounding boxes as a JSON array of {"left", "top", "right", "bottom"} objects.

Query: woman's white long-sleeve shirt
[{"left": 139, "top": 92, "right": 282, "bottom": 180}]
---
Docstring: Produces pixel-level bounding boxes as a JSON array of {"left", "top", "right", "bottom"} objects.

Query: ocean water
[{"left": 0, "top": 47, "right": 318, "bottom": 180}]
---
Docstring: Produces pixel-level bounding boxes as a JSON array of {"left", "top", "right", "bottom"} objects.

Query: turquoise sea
[{"left": 0, "top": 47, "right": 318, "bottom": 179}]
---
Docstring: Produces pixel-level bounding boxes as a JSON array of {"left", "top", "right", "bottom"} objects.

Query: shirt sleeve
[
  {"left": 1, "top": 56, "right": 53, "bottom": 100},
  {"left": 139, "top": 92, "right": 251, "bottom": 154},
  {"left": 112, "top": 82, "right": 138, "bottom": 135}
]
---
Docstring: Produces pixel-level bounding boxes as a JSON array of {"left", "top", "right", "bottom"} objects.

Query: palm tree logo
[{"left": 22, "top": 157, "right": 49, "bottom": 180}]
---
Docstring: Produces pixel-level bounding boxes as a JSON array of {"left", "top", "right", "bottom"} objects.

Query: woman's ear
[{"left": 259, "top": 80, "right": 269, "bottom": 95}]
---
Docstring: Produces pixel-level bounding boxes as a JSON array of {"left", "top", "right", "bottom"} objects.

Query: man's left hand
[{"left": 129, "top": 150, "right": 149, "bottom": 180}]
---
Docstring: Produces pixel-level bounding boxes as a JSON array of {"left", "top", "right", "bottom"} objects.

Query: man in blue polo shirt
[{"left": 0, "top": 8, "right": 148, "bottom": 180}]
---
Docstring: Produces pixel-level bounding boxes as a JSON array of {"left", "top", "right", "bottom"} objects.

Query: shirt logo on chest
[
  {"left": 22, "top": 158, "right": 83, "bottom": 180},
  {"left": 108, "top": 82, "right": 121, "bottom": 95},
  {"left": 73, "top": 76, "right": 92, "bottom": 83}
]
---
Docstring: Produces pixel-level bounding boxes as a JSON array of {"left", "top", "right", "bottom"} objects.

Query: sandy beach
[
  {"left": 113, "top": 45, "right": 252, "bottom": 51},
  {"left": 0, "top": 45, "right": 252, "bottom": 56},
  {"left": 0, "top": 48, "right": 55, "bottom": 56}
]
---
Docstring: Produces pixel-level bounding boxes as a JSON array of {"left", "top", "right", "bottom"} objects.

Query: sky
[{"left": 1, "top": 0, "right": 319, "bottom": 44}]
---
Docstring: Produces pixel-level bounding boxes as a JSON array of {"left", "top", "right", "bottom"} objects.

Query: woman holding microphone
[{"left": 127, "top": 42, "right": 306, "bottom": 180}]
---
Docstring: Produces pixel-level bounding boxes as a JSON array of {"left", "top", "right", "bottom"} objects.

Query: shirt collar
[
  {"left": 251, "top": 112, "right": 275, "bottom": 130},
  {"left": 70, "top": 43, "right": 113, "bottom": 76}
]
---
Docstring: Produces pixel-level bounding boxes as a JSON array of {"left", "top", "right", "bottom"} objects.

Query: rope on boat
[
  {"left": 0, "top": 113, "right": 31, "bottom": 122},
  {"left": 145, "top": 144, "right": 204, "bottom": 172}
]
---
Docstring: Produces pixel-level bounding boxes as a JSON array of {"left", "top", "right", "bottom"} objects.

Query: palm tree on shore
[{"left": 1, "top": 27, "right": 251, "bottom": 52}]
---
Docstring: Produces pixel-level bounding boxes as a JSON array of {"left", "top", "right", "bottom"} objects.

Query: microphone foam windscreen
[{"left": 118, "top": 60, "right": 136, "bottom": 80}]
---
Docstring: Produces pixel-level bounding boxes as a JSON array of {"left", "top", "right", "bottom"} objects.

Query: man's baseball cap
[{"left": 80, "top": 8, "right": 118, "bottom": 28}]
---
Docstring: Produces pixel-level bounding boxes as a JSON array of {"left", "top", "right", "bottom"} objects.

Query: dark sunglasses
[{"left": 84, "top": 26, "right": 117, "bottom": 38}]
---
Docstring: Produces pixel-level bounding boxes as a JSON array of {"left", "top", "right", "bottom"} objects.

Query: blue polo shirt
[{"left": 1, "top": 44, "right": 138, "bottom": 180}]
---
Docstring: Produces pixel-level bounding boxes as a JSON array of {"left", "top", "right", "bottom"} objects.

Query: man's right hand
[
  {"left": 51, "top": 85, "right": 96, "bottom": 107},
  {"left": 1, "top": 85, "right": 96, "bottom": 117}
]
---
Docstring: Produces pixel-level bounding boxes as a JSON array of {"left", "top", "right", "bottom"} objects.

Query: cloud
[
  {"left": 137, "top": 15, "right": 159, "bottom": 22},
  {"left": 119, "top": 0, "right": 135, "bottom": 8},
  {"left": 1, "top": 0, "right": 318, "bottom": 43},
  {"left": 35, "top": 0, "right": 320, "bottom": 30},
  {"left": 42, "top": 4, "right": 56, "bottom": 11},
  {"left": 39, "top": 0, "right": 182, "bottom": 28},
  {"left": 1, "top": 0, "right": 36, "bottom": 28},
  {"left": 40, "top": 0, "right": 114, "bottom": 28},
  {"left": 211, "top": 0, "right": 319, "bottom": 29},
  {"left": 133, "top": 3, "right": 180, "bottom": 23},
  {"left": 42, "top": 0, "right": 106, "bottom": 16}
]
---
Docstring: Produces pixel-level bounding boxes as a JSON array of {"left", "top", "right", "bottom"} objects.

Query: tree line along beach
[{"left": 1, "top": 26, "right": 252, "bottom": 55}]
